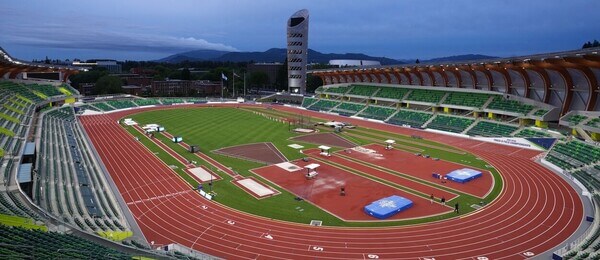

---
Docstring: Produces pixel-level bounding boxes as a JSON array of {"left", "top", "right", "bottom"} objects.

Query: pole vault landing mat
[
  {"left": 445, "top": 168, "right": 482, "bottom": 183},
  {"left": 364, "top": 195, "right": 413, "bottom": 219}
]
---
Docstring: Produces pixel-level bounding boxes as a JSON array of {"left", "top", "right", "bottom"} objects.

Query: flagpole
[
  {"left": 232, "top": 71, "right": 235, "bottom": 98},
  {"left": 243, "top": 72, "right": 246, "bottom": 98},
  {"left": 220, "top": 77, "right": 223, "bottom": 99}
]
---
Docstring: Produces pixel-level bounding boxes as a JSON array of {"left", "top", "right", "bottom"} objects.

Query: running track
[{"left": 79, "top": 104, "right": 583, "bottom": 259}]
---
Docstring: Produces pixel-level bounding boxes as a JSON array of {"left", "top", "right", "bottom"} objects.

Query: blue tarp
[
  {"left": 446, "top": 168, "right": 482, "bottom": 183},
  {"left": 17, "top": 163, "right": 32, "bottom": 183},
  {"left": 364, "top": 195, "right": 413, "bottom": 219},
  {"left": 23, "top": 142, "right": 35, "bottom": 156}
]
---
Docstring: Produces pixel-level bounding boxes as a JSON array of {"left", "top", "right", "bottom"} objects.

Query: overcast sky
[{"left": 1, "top": 0, "right": 598, "bottom": 61}]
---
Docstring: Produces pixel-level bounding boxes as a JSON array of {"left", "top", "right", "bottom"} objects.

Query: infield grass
[{"left": 123, "top": 107, "right": 502, "bottom": 227}]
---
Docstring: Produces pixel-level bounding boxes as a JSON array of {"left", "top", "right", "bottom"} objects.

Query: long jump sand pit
[
  {"left": 185, "top": 166, "right": 221, "bottom": 183},
  {"left": 213, "top": 142, "right": 287, "bottom": 165},
  {"left": 343, "top": 144, "right": 494, "bottom": 198},
  {"left": 252, "top": 158, "right": 453, "bottom": 221},
  {"left": 232, "top": 177, "right": 280, "bottom": 199},
  {"left": 290, "top": 133, "right": 356, "bottom": 148}
]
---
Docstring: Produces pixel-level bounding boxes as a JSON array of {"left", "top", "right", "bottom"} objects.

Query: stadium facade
[{"left": 310, "top": 47, "right": 600, "bottom": 115}]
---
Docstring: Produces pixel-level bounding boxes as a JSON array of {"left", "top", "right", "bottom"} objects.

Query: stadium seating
[
  {"left": 23, "top": 84, "right": 64, "bottom": 98},
  {"left": 321, "top": 86, "right": 350, "bottom": 94},
  {"left": 406, "top": 89, "right": 446, "bottom": 104},
  {"left": 443, "top": 92, "right": 492, "bottom": 108},
  {"left": 466, "top": 121, "right": 519, "bottom": 137},
  {"left": 160, "top": 98, "right": 184, "bottom": 105},
  {"left": 586, "top": 118, "right": 600, "bottom": 128},
  {"left": 37, "top": 107, "right": 128, "bottom": 233},
  {"left": 301, "top": 97, "right": 318, "bottom": 108},
  {"left": 563, "top": 114, "right": 588, "bottom": 126},
  {"left": 374, "top": 87, "right": 409, "bottom": 100},
  {"left": 106, "top": 100, "right": 137, "bottom": 109},
  {"left": 486, "top": 96, "right": 534, "bottom": 114},
  {"left": 360, "top": 106, "right": 397, "bottom": 120},
  {"left": 0, "top": 224, "right": 131, "bottom": 259},
  {"left": 133, "top": 98, "right": 161, "bottom": 106},
  {"left": 545, "top": 141, "right": 600, "bottom": 170},
  {"left": 514, "top": 128, "right": 551, "bottom": 138},
  {"left": 427, "top": 115, "right": 474, "bottom": 133},
  {"left": 77, "top": 104, "right": 100, "bottom": 112},
  {"left": 331, "top": 102, "right": 365, "bottom": 116},
  {"left": 532, "top": 109, "right": 548, "bottom": 117},
  {"left": 387, "top": 109, "right": 433, "bottom": 128},
  {"left": 308, "top": 99, "right": 340, "bottom": 111},
  {"left": 347, "top": 85, "right": 378, "bottom": 97},
  {"left": 90, "top": 102, "right": 115, "bottom": 111}
]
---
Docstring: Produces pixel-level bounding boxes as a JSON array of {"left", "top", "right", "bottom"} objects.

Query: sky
[{"left": 0, "top": 0, "right": 599, "bottom": 61}]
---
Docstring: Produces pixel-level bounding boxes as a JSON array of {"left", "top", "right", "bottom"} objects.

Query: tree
[
  {"left": 594, "top": 40, "right": 600, "bottom": 47},
  {"left": 181, "top": 68, "right": 191, "bottom": 80},
  {"left": 249, "top": 71, "right": 269, "bottom": 88},
  {"left": 94, "top": 75, "right": 123, "bottom": 95},
  {"left": 415, "top": 59, "right": 420, "bottom": 64}
]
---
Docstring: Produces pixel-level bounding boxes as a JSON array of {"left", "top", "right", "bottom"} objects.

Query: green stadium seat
[
  {"left": 427, "top": 115, "right": 474, "bottom": 133},
  {"left": 388, "top": 109, "right": 433, "bottom": 128},
  {"left": 466, "top": 121, "right": 518, "bottom": 137}
]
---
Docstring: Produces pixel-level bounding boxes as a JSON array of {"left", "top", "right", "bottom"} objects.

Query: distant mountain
[
  {"left": 157, "top": 49, "right": 498, "bottom": 65},
  {"left": 423, "top": 54, "right": 498, "bottom": 63},
  {"left": 157, "top": 49, "right": 230, "bottom": 63},
  {"left": 157, "top": 48, "right": 401, "bottom": 65}
]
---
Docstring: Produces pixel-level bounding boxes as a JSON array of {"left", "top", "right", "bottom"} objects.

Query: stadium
[{"left": 1, "top": 5, "right": 600, "bottom": 260}]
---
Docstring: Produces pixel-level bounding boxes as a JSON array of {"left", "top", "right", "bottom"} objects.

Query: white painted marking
[
  {"left": 227, "top": 220, "right": 235, "bottom": 225},
  {"left": 201, "top": 205, "right": 208, "bottom": 210},
  {"left": 523, "top": 252, "right": 535, "bottom": 257},
  {"left": 264, "top": 234, "right": 273, "bottom": 240},
  {"left": 476, "top": 257, "right": 489, "bottom": 260},
  {"left": 367, "top": 254, "right": 379, "bottom": 259},
  {"left": 311, "top": 246, "right": 324, "bottom": 251}
]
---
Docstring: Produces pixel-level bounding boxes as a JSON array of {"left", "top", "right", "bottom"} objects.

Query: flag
[
  {"left": 233, "top": 72, "right": 240, "bottom": 78},
  {"left": 221, "top": 73, "right": 228, "bottom": 81}
]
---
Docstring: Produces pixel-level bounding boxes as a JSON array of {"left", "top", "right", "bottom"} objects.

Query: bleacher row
[
  {"left": 37, "top": 107, "right": 128, "bottom": 233},
  {"left": 1, "top": 80, "right": 139, "bottom": 258},
  {"left": 317, "top": 84, "right": 543, "bottom": 116},
  {"left": 302, "top": 97, "right": 551, "bottom": 138},
  {"left": 545, "top": 141, "right": 600, "bottom": 171},
  {"left": 0, "top": 224, "right": 131, "bottom": 259},
  {"left": 79, "top": 97, "right": 208, "bottom": 112},
  {"left": 547, "top": 141, "right": 600, "bottom": 259}
]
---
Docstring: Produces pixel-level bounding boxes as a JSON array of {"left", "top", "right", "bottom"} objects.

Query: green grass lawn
[{"left": 123, "top": 107, "right": 502, "bottom": 227}]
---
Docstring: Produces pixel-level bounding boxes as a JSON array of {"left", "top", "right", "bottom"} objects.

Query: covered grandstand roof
[
  {"left": 310, "top": 47, "right": 600, "bottom": 115},
  {"left": 0, "top": 47, "right": 83, "bottom": 82}
]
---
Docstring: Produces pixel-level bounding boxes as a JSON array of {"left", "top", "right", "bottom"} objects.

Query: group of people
[{"left": 430, "top": 194, "right": 459, "bottom": 214}]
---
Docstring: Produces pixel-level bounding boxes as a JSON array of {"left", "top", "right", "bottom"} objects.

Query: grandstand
[
  {"left": 359, "top": 106, "right": 397, "bottom": 121},
  {"left": 466, "top": 121, "right": 519, "bottom": 137},
  {"left": 0, "top": 224, "right": 131, "bottom": 259},
  {"left": 36, "top": 107, "right": 129, "bottom": 233},
  {"left": 426, "top": 115, "right": 475, "bottom": 133},
  {"left": 387, "top": 109, "right": 433, "bottom": 128},
  {"left": 330, "top": 102, "right": 366, "bottom": 116}
]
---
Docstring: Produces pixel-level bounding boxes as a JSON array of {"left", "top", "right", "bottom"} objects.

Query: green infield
[{"left": 123, "top": 107, "right": 502, "bottom": 227}]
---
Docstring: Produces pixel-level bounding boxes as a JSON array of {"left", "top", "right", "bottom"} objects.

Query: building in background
[
  {"left": 151, "top": 80, "right": 221, "bottom": 97},
  {"left": 72, "top": 60, "right": 122, "bottom": 73},
  {"left": 286, "top": 9, "right": 309, "bottom": 94},
  {"left": 247, "top": 63, "right": 283, "bottom": 87},
  {"left": 329, "top": 59, "right": 381, "bottom": 68}
]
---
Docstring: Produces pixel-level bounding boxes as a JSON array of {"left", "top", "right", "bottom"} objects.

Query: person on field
[
  {"left": 455, "top": 203, "right": 459, "bottom": 214},
  {"left": 441, "top": 196, "right": 446, "bottom": 205},
  {"left": 430, "top": 194, "right": 434, "bottom": 204}
]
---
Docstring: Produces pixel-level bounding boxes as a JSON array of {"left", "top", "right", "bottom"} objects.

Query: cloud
[{"left": 0, "top": 21, "right": 238, "bottom": 54}]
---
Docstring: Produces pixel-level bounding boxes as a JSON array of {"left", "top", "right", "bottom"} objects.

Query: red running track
[{"left": 80, "top": 104, "right": 583, "bottom": 259}]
